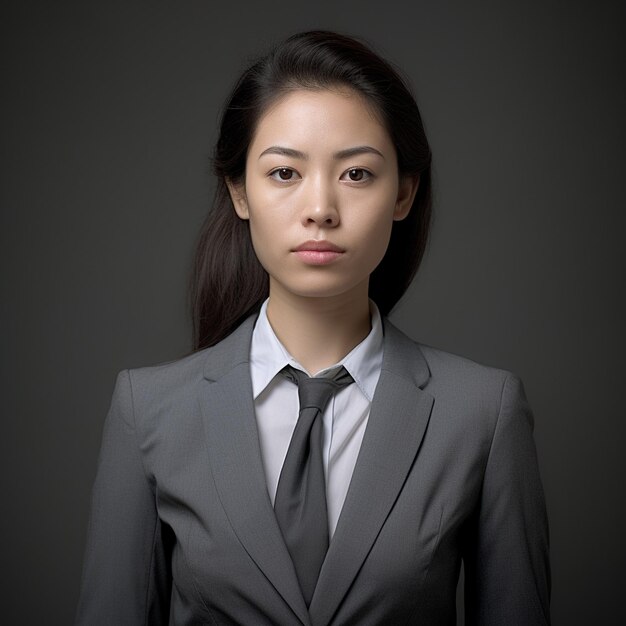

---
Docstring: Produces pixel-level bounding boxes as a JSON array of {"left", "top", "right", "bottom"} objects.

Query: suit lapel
[
  {"left": 197, "top": 314, "right": 311, "bottom": 626},
  {"left": 308, "top": 319, "right": 434, "bottom": 626}
]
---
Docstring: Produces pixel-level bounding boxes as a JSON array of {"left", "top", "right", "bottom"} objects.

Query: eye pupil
[
  {"left": 279, "top": 168, "right": 292, "bottom": 180},
  {"left": 349, "top": 169, "right": 363, "bottom": 181}
]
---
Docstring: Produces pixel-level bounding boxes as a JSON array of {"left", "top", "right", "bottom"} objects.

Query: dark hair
[{"left": 189, "top": 30, "right": 433, "bottom": 351}]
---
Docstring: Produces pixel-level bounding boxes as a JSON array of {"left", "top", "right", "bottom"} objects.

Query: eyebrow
[{"left": 258, "top": 145, "right": 385, "bottom": 161}]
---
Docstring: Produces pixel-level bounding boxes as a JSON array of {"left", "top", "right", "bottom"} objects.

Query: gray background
[{"left": 2, "top": 1, "right": 625, "bottom": 624}]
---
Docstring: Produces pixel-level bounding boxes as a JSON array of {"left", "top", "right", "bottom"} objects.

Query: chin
[{"left": 273, "top": 277, "right": 369, "bottom": 302}]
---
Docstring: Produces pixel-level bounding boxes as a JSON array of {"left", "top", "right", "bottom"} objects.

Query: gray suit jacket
[{"left": 75, "top": 313, "right": 551, "bottom": 625}]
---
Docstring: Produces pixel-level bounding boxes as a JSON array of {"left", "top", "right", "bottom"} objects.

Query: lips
[
  {"left": 293, "top": 240, "right": 345, "bottom": 253},
  {"left": 292, "top": 240, "right": 345, "bottom": 266}
]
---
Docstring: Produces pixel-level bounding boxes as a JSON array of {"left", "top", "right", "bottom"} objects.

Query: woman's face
[{"left": 227, "top": 87, "right": 419, "bottom": 306}]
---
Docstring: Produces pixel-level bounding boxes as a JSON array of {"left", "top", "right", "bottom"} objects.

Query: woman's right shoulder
[
  {"left": 115, "top": 344, "right": 216, "bottom": 413},
  {"left": 110, "top": 312, "right": 257, "bottom": 419}
]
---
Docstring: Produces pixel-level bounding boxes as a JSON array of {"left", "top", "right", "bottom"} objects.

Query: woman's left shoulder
[
  {"left": 386, "top": 319, "right": 517, "bottom": 390},
  {"left": 387, "top": 320, "right": 528, "bottom": 421},
  {"left": 412, "top": 338, "right": 534, "bottom": 433},
  {"left": 418, "top": 340, "right": 516, "bottom": 388}
]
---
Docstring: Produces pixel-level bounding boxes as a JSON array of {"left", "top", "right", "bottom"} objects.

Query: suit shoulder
[
  {"left": 387, "top": 319, "right": 514, "bottom": 383},
  {"left": 120, "top": 346, "right": 213, "bottom": 402},
  {"left": 414, "top": 340, "right": 523, "bottom": 424},
  {"left": 383, "top": 320, "right": 518, "bottom": 410},
  {"left": 418, "top": 341, "right": 513, "bottom": 383}
]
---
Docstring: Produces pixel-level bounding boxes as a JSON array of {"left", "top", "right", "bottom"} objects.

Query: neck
[{"left": 266, "top": 282, "right": 372, "bottom": 375}]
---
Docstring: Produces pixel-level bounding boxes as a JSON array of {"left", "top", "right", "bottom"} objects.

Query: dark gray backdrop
[{"left": 2, "top": 1, "right": 625, "bottom": 624}]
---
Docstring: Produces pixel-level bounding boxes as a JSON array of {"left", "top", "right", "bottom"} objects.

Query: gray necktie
[{"left": 274, "top": 364, "right": 354, "bottom": 606}]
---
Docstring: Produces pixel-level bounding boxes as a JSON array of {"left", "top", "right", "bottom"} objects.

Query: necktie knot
[{"left": 281, "top": 365, "right": 354, "bottom": 413}]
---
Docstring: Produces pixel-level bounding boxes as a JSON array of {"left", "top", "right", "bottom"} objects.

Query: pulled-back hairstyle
[{"left": 189, "top": 30, "right": 433, "bottom": 350}]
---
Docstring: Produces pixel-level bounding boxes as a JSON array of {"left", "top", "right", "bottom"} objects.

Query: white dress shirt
[{"left": 249, "top": 298, "right": 384, "bottom": 539}]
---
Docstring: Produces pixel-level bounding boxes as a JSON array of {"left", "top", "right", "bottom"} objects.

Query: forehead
[{"left": 248, "top": 88, "right": 392, "bottom": 154}]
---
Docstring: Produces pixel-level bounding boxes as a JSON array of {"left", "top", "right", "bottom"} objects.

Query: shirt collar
[{"left": 250, "top": 297, "right": 384, "bottom": 402}]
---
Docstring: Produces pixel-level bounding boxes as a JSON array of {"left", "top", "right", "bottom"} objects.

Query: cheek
[
  {"left": 246, "top": 209, "right": 282, "bottom": 273},
  {"left": 248, "top": 220, "right": 271, "bottom": 263},
  {"left": 242, "top": 185, "right": 274, "bottom": 254},
  {"left": 243, "top": 180, "right": 288, "bottom": 242},
  {"left": 351, "top": 200, "right": 397, "bottom": 262},
  {"left": 365, "top": 220, "right": 394, "bottom": 268}
]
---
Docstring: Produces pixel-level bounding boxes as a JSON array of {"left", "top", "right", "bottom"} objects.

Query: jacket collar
[{"left": 203, "top": 310, "right": 430, "bottom": 389}]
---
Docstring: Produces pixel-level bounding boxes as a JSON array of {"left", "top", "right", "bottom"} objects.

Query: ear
[
  {"left": 393, "top": 174, "right": 420, "bottom": 221},
  {"left": 225, "top": 178, "right": 249, "bottom": 220}
]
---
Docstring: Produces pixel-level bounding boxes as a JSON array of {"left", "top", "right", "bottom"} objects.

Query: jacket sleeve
[
  {"left": 463, "top": 372, "right": 551, "bottom": 625},
  {"left": 75, "top": 369, "right": 172, "bottom": 625}
]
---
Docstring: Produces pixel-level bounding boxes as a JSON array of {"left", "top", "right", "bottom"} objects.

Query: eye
[
  {"left": 269, "top": 167, "right": 301, "bottom": 182},
  {"left": 341, "top": 168, "right": 373, "bottom": 182}
]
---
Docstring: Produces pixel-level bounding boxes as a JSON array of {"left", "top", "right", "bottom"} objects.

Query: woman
[{"left": 76, "top": 30, "right": 551, "bottom": 625}]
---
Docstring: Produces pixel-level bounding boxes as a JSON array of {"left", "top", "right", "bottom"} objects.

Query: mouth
[
  {"left": 293, "top": 240, "right": 345, "bottom": 253},
  {"left": 292, "top": 240, "right": 345, "bottom": 265}
]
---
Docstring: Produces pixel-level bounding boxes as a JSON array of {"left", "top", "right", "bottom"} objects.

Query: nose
[{"left": 301, "top": 176, "right": 339, "bottom": 227}]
